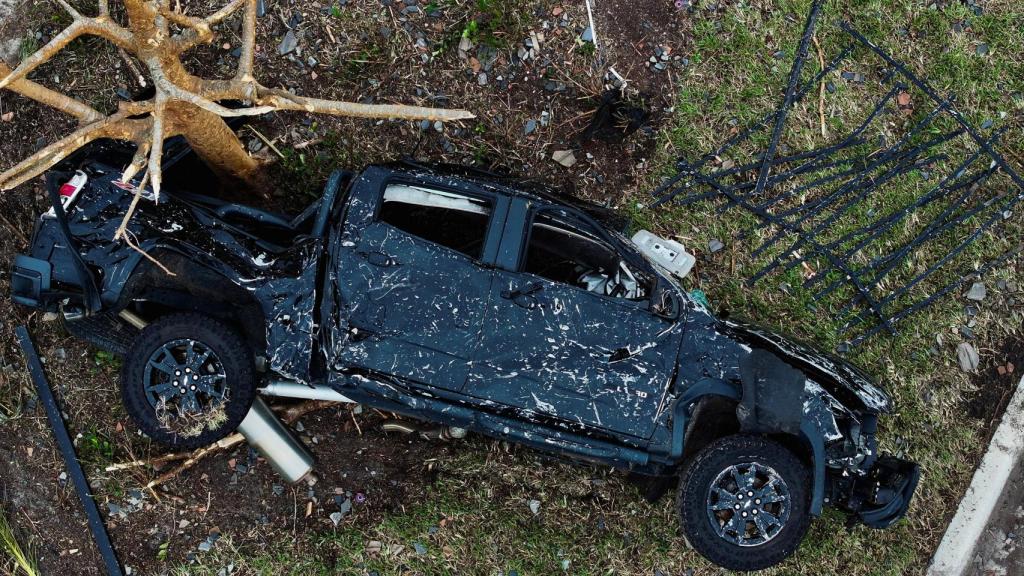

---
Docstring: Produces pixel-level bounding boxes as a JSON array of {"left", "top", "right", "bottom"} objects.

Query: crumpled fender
[{"left": 671, "top": 376, "right": 838, "bottom": 516}]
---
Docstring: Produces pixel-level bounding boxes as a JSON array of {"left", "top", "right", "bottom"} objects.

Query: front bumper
[{"left": 851, "top": 455, "right": 921, "bottom": 528}]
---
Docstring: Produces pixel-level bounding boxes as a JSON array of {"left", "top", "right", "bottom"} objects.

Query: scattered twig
[
  {"left": 141, "top": 400, "right": 337, "bottom": 490},
  {"left": 122, "top": 230, "right": 176, "bottom": 277},
  {"left": 0, "top": 211, "right": 28, "bottom": 245},
  {"left": 246, "top": 125, "right": 285, "bottom": 159}
]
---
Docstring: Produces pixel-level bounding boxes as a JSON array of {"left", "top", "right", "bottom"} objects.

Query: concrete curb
[{"left": 928, "top": 374, "right": 1024, "bottom": 576}]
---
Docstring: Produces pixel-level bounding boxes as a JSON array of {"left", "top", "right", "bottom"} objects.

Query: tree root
[{"left": 0, "top": 0, "right": 473, "bottom": 199}]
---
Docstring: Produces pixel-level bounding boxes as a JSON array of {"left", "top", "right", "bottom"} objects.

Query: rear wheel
[
  {"left": 677, "top": 434, "right": 811, "bottom": 571},
  {"left": 122, "top": 313, "right": 256, "bottom": 449}
]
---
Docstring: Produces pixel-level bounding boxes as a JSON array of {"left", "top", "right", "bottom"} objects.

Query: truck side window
[
  {"left": 378, "top": 184, "right": 493, "bottom": 259},
  {"left": 523, "top": 212, "right": 648, "bottom": 300}
]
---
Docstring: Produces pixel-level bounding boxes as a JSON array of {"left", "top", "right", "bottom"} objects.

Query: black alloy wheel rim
[
  {"left": 705, "top": 461, "right": 792, "bottom": 547},
  {"left": 142, "top": 338, "right": 227, "bottom": 416}
]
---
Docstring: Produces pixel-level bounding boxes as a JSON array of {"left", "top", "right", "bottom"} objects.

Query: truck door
[
  {"left": 331, "top": 177, "right": 506, "bottom": 391},
  {"left": 467, "top": 203, "right": 682, "bottom": 439}
]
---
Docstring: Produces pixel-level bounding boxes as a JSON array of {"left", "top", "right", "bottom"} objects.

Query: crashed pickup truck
[{"left": 12, "top": 159, "right": 918, "bottom": 570}]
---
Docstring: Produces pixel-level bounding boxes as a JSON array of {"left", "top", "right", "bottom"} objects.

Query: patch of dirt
[
  {"left": 109, "top": 408, "right": 451, "bottom": 571},
  {"left": 966, "top": 335, "right": 1023, "bottom": 432}
]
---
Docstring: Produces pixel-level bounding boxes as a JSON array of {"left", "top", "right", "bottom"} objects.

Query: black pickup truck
[{"left": 12, "top": 160, "right": 918, "bottom": 570}]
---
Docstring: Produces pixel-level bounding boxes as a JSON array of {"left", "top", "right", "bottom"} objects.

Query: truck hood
[{"left": 716, "top": 318, "right": 892, "bottom": 414}]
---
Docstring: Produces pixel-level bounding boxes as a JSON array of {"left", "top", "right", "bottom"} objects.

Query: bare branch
[
  {"left": 0, "top": 112, "right": 148, "bottom": 191},
  {"left": 120, "top": 138, "right": 153, "bottom": 184},
  {"left": 148, "top": 95, "right": 167, "bottom": 199},
  {"left": 171, "top": 0, "right": 247, "bottom": 53},
  {"left": 198, "top": 80, "right": 476, "bottom": 122},
  {"left": 0, "top": 63, "right": 104, "bottom": 124},
  {"left": 235, "top": 0, "right": 257, "bottom": 81},
  {"left": 256, "top": 90, "right": 477, "bottom": 122},
  {"left": 0, "top": 15, "right": 133, "bottom": 90}
]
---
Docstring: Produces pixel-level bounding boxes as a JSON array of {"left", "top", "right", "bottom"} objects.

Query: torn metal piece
[{"left": 17, "top": 326, "right": 124, "bottom": 576}]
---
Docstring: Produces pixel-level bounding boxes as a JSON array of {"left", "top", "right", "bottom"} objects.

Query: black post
[{"left": 15, "top": 326, "right": 123, "bottom": 576}]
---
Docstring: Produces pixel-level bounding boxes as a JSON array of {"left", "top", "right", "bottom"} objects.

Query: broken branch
[{"left": 0, "top": 63, "right": 103, "bottom": 124}]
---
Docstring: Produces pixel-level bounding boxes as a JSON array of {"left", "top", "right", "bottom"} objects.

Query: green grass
[
  {"left": 172, "top": 1, "right": 1023, "bottom": 574},
  {"left": 0, "top": 505, "right": 39, "bottom": 576}
]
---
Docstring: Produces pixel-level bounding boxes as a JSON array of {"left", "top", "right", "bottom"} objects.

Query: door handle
[
  {"left": 501, "top": 281, "right": 544, "bottom": 300},
  {"left": 501, "top": 282, "right": 544, "bottom": 310},
  {"left": 359, "top": 250, "right": 399, "bottom": 267},
  {"left": 609, "top": 347, "right": 631, "bottom": 362}
]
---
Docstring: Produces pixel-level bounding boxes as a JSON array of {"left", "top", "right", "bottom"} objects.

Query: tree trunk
[{"left": 166, "top": 102, "right": 266, "bottom": 194}]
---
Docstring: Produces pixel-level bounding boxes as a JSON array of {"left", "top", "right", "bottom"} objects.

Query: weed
[
  {"left": 93, "top": 349, "right": 122, "bottom": 371},
  {"left": 78, "top": 427, "right": 115, "bottom": 465},
  {"left": 157, "top": 540, "right": 170, "bottom": 562},
  {"left": 17, "top": 37, "right": 39, "bottom": 62},
  {"left": 0, "top": 506, "right": 39, "bottom": 576}
]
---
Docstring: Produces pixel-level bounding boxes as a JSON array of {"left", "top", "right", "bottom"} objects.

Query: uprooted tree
[{"left": 0, "top": 0, "right": 474, "bottom": 201}]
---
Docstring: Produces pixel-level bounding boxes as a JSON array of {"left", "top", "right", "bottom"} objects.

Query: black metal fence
[{"left": 650, "top": 2, "right": 1023, "bottom": 348}]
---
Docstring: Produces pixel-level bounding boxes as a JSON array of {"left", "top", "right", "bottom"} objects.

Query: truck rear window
[{"left": 378, "top": 184, "right": 493, "bottom": 259}]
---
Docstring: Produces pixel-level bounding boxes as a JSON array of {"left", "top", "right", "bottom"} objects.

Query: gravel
[
  {"left": 957, "top": 342, "right": 980, "bottom": 372},
  {"left": 278, "top": 30, "right": 298, "bottom": 55}
]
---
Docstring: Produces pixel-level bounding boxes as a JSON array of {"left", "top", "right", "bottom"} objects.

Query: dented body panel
[{"left": 12, "top": 160, "right": 918, "bottom": 528}]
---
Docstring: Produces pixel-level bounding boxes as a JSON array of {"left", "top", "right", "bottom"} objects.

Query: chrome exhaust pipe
[
  {"left": 261, "top": 380, "right": 355, "bottom": 403},
  {"left": 237, "top": 396, "right": 314, "bottom": 483}
]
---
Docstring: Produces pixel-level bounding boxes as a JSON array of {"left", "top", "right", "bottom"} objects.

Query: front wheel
[
  {"left": 121, "top": 313, "right": 256, "bottom": 449},
  {"left": 677, "top": 434, "right": 811, "bottom": 571}
]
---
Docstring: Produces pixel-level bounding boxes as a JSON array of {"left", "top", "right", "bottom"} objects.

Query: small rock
[
  {"left": 580, "top": 27, "right": 594, "bottom": 43},
  {"left": 272, "top": 484, "right": 285, "bottom": 496},
  {"left": 708, "top": 239, "right": 724, "bottom": 253},
  {"left": 458, "top": 36, "right": 474, "bottom": 58},
  {"left": 552, "top": 150, "right": 576, "bottom": 168},
  {"left": 413, "top": 542, "right": 427, "bottom": 555},
  {"left": 329, "top": 511, "right": 343, "bottom": 526},
  {"left": 996, "top": 279, "right": 1008, "bottom": 291},
  {"left": 198, "top": 540, "right": 212, "bottom": 552},
  {"left": 528, "top": 499, "right": 541, "bottom": 515},
  {"left": 976, "top": 43, "right": 989, "bottom": 56},
  {"left": 278, "top": 30, "right": 298, "bottom": 55},
  {"left": 477, "top": 72, "right": 488, "bottom": 85},
  {"left": 957, "top": 342, "right": 980, "bottom": 373},
  {"left": 966, "top": 282, "right": 987, "bottom": 301},
  {"left": 433, "top": 120, "right": 443, "bottom": 132},
  {"left": 524, "top": 119, "right": 537, "bottom": 135},
  {"left": 540, "top": 110, "right": 550, "bottom": 126}
]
